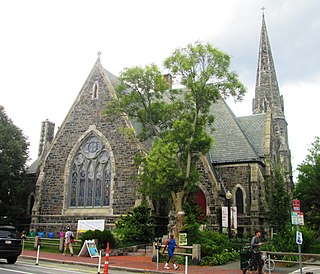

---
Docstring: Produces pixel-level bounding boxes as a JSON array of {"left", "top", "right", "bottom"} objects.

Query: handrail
[{"left": 264, "top": 251, "right": 320, "bottom": 266}]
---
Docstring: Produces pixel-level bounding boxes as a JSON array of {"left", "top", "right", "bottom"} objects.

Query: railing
[
  {"left": 23, "top": 236, "right": 82, "bottom": 252},
  {"left": 265, "top": 251, "right": 320, "bottom": 266},
  {"left": 152, "top": 244, "right": 201, "bottom": 264}
]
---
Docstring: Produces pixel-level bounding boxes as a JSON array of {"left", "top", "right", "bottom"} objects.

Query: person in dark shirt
[{"left": 243, "top": 229, "right": 264, "bottom": 274}]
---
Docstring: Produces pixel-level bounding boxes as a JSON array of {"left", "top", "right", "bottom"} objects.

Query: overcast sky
[{"left": 1, "top": 0, "right": 319, "bottom": 182}]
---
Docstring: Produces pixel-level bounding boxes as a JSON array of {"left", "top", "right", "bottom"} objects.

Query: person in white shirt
[{"left": 62, "top": 227, "right": 74, "bottom": 256}]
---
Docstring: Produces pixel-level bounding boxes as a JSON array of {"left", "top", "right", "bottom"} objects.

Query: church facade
[{"left": 27, "top": 14, "right": 292, "bottom": 236}]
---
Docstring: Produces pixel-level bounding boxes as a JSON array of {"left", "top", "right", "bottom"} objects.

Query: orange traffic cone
[{"left": 104, "top": 242, "right": 110, "bottom": 274}]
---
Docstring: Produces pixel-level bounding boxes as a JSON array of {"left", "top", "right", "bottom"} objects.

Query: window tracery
[{"left": 69, "top": 134, "right": 111, "bottom": 207}]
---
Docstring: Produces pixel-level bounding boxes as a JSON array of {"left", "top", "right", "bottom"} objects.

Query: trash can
[
  {"left": 48, "top": 232, "right": 54, "bottom": 238},
  {"left": 240, "top": 246, "right": 252, "bottom": 270},
  {"left": 38, "top": 232, "right": 45, "bottom": 238}
]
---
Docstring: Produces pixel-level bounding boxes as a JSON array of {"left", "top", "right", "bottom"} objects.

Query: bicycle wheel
[{"left": 264, "top": 258, "right": 275, "bottom": 271}]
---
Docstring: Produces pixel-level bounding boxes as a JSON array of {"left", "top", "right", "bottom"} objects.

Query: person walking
[
  {"left": 62, "top": 227, "right": 74, "bottom": 256},
  {"left": 162, "top": 233, "right": 179, "bottom": 270},
  {"left": 243, "top": 229, "right": 264, "bottom": 274}
]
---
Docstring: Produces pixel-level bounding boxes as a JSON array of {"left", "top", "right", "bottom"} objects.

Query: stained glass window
[{"left": 69, "top": 133, "right": 111, "bottom": 207}]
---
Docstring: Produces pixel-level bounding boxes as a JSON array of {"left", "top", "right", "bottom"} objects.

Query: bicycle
[
  {"left": 247, "top": 252, "right": 275, "bottom": 273},
  {"left": 262, "top": 252, "right": 275, "bottom": 272}
]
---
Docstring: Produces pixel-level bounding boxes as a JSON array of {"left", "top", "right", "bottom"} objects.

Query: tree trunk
[{"left": 170, "top": 190, "right": 185, "bottom": 244}]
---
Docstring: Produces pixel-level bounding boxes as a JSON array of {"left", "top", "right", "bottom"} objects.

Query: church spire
[{"left": 252, "top": 12, "right": 284, "bottom": 119}]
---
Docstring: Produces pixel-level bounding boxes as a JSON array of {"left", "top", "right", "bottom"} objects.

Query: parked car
[{"left": 0, "top": 225, "right": 22, "bottom": 264}]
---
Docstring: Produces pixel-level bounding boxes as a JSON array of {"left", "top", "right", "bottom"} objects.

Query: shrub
[
  {"left": 200, "top": 248, "right": 239, "bottom": 266},
  {"left": 114, "top": 204, "right": 154, "bottom": 244},
  {"left": 198, "top": 230, "right": 232, "bottom": 257},
  {"left": 81, "top": 229, "right": 116, "bottom": 249},
  {"left": 268, "top": 224, "right": 318, "bottom": 253}
]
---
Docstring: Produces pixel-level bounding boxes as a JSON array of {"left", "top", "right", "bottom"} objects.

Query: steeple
[
  {"left": 253, "top": 11, "right": 293, "bottom": 190},
  {"left": 252, "top": 12, "right": 284, "bottom": 119}
]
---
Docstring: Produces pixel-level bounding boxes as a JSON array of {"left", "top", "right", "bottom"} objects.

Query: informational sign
[
  {"left": 78, "top": 240, "right": 99, "bottom": 258},
  {"left": 293, "top": 199, "right": 300, "bottom": 212},
  {"left": 291, "top": 211, "right": 304, "bottom": 225},
  {"left": 222, "top": 207, "right": 228, "bottom": 228},
  {"left": 179, "top": 233, "right": 187, "bottom": 246},
  {"left": 296, "top": 231, "right": 303, "bottom": 245},
  {"left": 77, "top": 219, "right": 105, "bottom": 232},
  {"left": 231, "top": 207, "right": 238, "bottom": 229},
  {"left": 298, "top": 212, "right": 304, "bottom": 225},
  {"left": 222, "top": 207, "right": 237, "bottom": 229},
  {"left": 291, "top": 211, "right": 299, "bottom": 225}
]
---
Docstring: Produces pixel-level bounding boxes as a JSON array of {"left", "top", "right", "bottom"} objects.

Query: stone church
[{"left": 27, "top": 14, "right": 292, "bottom": 236}]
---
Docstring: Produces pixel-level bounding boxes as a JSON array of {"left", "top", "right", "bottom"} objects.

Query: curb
[{"left": 20, "top": 255, "right": 173, "bottom": 274}]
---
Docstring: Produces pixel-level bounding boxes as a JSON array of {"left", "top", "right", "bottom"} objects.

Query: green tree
[
  {"left": 104, "top": 42, "right": 245, "bottom": 234},
  {"left": 114, "top": 204, "right": 155, "bottom": 244},
  {"left": 269, "top": 166, "right": 291, "bottom": 233},
  {"left": 0, "top": 105, "right": 29, "bottom": 223},
  {"left": 294, "top": 136, "right": 320, "bottom": 231}
]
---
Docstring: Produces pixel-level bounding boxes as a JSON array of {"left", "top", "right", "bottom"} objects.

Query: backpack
[{"left": 70, "top": 234, "right": 74, "bottom": 243}]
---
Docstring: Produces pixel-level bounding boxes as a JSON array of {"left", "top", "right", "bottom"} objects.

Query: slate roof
[
  {"left": 27, "top": 156, "right": 40, "bottom": 174},
  {"left": 237, "top": 113, "right": 266, "bottom": 158},
  {"left": 207, "top": 99, "right": 265, "bottom": 165},
  {"left": 27, "top": 61, "right": 267, "bottom": 174}
]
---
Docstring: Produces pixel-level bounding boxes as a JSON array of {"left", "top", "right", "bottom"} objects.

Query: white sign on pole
[
  {"left": 231, "top": 207, "right": 237, "bottom": 229},
  {"left": 298, "top": 212, "right": 304, "bottom": 225},
  {"left": 222, "top": 206, "right": 237, "bottom": 229},
  {"left": 291, "top": 211, "right": 299, "bottom": 225},
  {"left": 222, "top": 207, "right": 228, "bottom": 228},
  {"left": 296, "top": 231, "right": 303, "bottom": 245}
]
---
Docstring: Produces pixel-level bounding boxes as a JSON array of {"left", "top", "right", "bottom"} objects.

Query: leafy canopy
[
  {"left": 269, "top": 166, "right": 291, "bottom": 233},
  {"left": 114, "top": 204, "right": 154, "bottom": 244},
  {"left": 0, "top": 105, "right": 29, "bottom": 222},
  {"left": 294, "top": 136, "right": 320, "bottom": 230},
  {"left": 104, "top": 41, "right": 245, "bottom": 211}
]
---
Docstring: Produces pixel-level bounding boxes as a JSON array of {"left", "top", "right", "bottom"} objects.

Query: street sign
[
  {"left": 291, "top": 211, "right": 299, "bottom": 225},
  {"left": 298, "top": 212, "right": 304, "bottom": 225},
  {"left": 293, "top": 199, "right": 300, "bottom": 212},
  {"left": 296, "top": 231, "right": 303, "bottom": 245},
  {"left": 291, "top": 211, "right": 304, "bottom": 226}
]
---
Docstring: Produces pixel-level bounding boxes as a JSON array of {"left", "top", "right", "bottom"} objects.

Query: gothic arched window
[
  {"left": 236, "top": 188, "right": 244, "bottom": 214},
  {"left": 69, "top": 133, "right": 111, "bottom": 207}
]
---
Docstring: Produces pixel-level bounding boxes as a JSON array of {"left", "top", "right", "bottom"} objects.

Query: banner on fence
[
  {"left": 78, "top": 240, "right": 99, "bottom": 258},
  {"left": 77, "top": 219, "right": 105, "bottom": 232}
]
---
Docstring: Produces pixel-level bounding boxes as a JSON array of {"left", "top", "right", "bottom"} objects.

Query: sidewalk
[{"left": 20, "top": 249, "right": 292, "bottom": 274}]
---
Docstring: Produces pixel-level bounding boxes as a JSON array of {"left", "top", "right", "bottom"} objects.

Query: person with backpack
[
  {"left": 162, "top": 233, "right": 179, "bottom": 270},
  {"left": 243, "top": 229, "right": 264, "bottom": 274},
  {"left": 62, "top": 227, "right": 74, "bottom": 256}
]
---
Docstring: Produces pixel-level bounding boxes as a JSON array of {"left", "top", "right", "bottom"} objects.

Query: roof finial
[{"left": 261, "top": 6, "right": 265, "bottom": 16}]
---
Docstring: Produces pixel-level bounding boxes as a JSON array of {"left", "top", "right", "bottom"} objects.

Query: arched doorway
[{"left": 188, "top": 188, "right": 206, "bottom": 217}]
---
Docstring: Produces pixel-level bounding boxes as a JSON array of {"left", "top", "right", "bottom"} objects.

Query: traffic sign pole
[{"left": 292, "top": 199, "right": 303, "bottom": 274}]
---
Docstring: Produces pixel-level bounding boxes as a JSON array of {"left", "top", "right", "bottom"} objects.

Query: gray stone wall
[{"left": 32, "top": 62, "right": 141, "bottom": 230}]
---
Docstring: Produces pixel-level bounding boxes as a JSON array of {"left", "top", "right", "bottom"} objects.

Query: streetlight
[{"left": 225, "top": 190, "right": 232, "bottom": 239}]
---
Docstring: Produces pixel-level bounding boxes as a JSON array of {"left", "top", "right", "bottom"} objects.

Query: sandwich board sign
[{"left": 78, "top": 240, "right": 99, "bottom": 258}]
